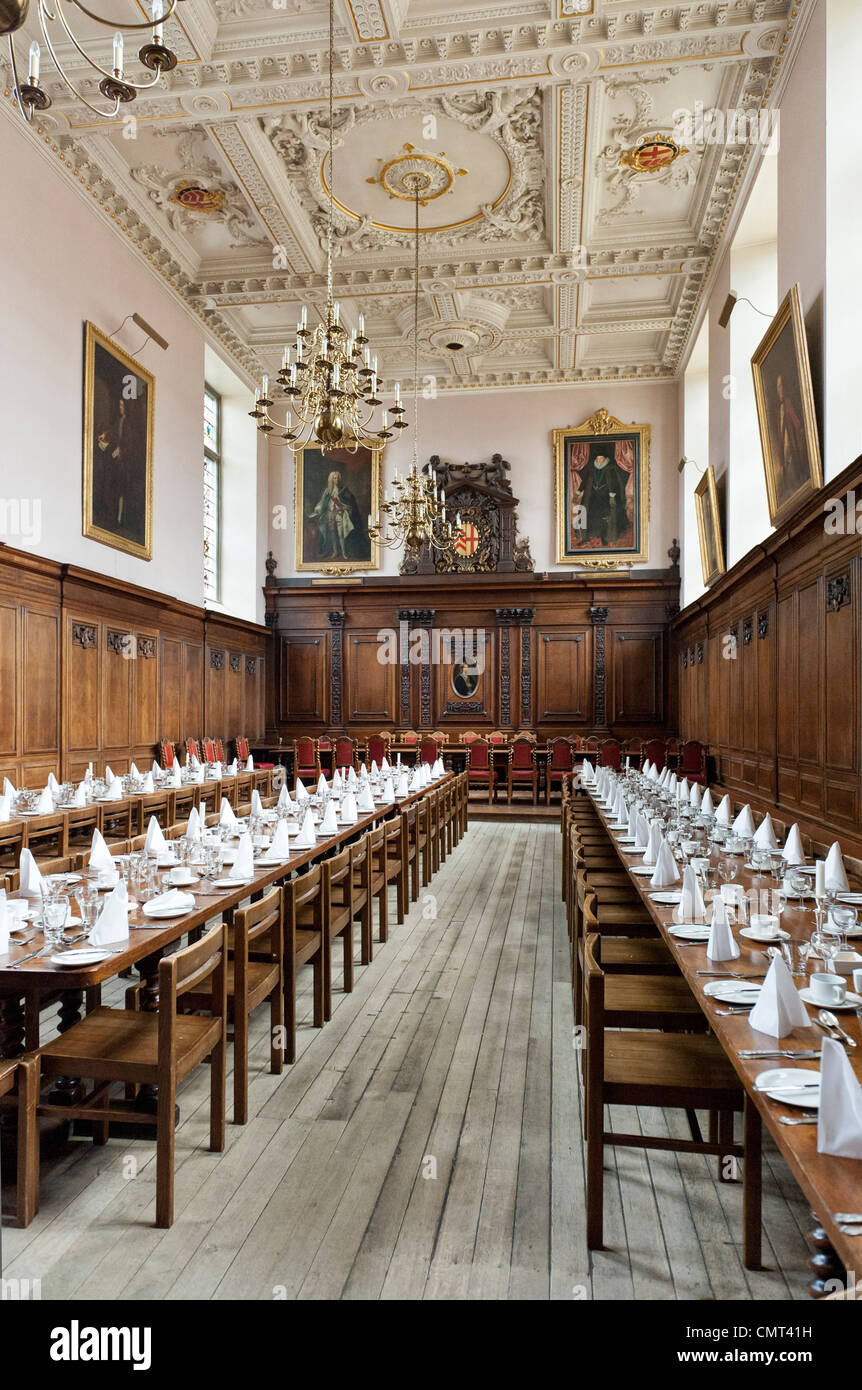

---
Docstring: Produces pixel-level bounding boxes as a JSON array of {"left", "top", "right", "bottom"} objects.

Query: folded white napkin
[
  {"left": 344, "top": 767, "right": 356, "bottom": 789},
  {"left": 145, "top": 888, "right": 195, "bottom": 913},
  {"left": 650, "top": 839, "right": 680, "bottom": 889},
  {"left": 251, "top": 790, "right": 264, "bottom": 818},
  {"left": 48, "top": 772, "right": 60, "bottom": 794},
  {"left": 317, "top": 774, "right": 328, "bottom": 798},
  {"left": 231, "top": 832, "right": 255, "bottom": 880},
  {"left": 715, "top": 793, "right": 733, "bottom": 827},
  {"left": 432, "top": 759, "right": 444, "bottom": 777},
  {"left": 360, "top": 762, "right": 368, "bottom": 779},
  {"left": 641, "top": 761, "right": 652, "bottom": 778},
  {"left": 396, "top": 772, "right": 410, "bottom": 798},
  {"left": 130, "top": 763, "right": 140, "bottom": 779},
  {"left": 277, "top": 784, "right": 292, "bottom": 810},
  {"left": 18, "top": 848, "right": 46, "bottom": 899},
  {"left": 142, "top": 772, "right": 155, "bottom": 793},
  {"left": 782, "top": 823, "right": 805, "bottom": 865},
  {"left": 635, "top": 813, "right": 650, "bottom": 850},
  {"left": 0, "top": 891, "right": 9, "bottom": 955},
  {"left": 151, "top": 760, "right": 161, "bottom": 778},
  {"left": 88, "top": 828, "right": 115, "bottom": 873},
  {"left": 228, "top": 759, "right": 238, "bottom": 776},
  {"left": 246, "top": 755, "right": 254, "bottom": 771},
  {"left": 675, "top": 864, "right": 706, "bottom": 923},
  {"left": 731, "top": 805, "right": 755, "bottom": 837},
  {"left": 144, "top": 816, "right": 167, "bottom": 856},
  {"left": 212, "top": 761, "right": 222, "bottom": 780},
  {"left": 747, "top": 953, "right": 809, "bottom": 1036},
  {"left": 340, "top": 791, "right": 358, "bottom": 824},
  {"left": 293, "top": 809, "right": 317, "bottom": 849},
  {"left": 824, "top": 841, "right": 849, "bottom": 892},
  {"left": 331, "top": 770, "right": 342, "bottom": 795},
  {"left": 186, "top": 807, "right": 202, "bottom": 841},
  {"left": 103, "top": 777, "right": 124, "bottom": 801},
  {"left": 817, "top": 1037, "right": 862, "bottom": 1158},
  {"left": 219, "top": 797, "right": 238, "bottom": 830},
  {"left": 581, "top": 759, "right": 595, "bottom": 782},
  {"left": 170, "top": 764, "right": 182, "bottom": 789},
  {"left": 381, "top": 757, "right": 390, "bottom": 773},
  {"left": 295, "top": 778, "right": 307, "bottom": 800},
  {"left": 72, "top": 782, "right": 87, "bottom": 807},
  {"left": 3, "top": 777, "right": 16, "bottom": 799},
  {"left": 701, "top": 788, "right": 714, "bottom": 815},
  {"left": 380, "top": 776, "right": 395, "bottom": 802},
  {"left": 261, "top": 820, "right": 291, "bottom": 862},
  {"left": 626, "top": 805, "right": 638, "bottom": 840},
  {"left": 706, "top": 896, "right": 739, "bottom": 961},
  {"left": 0, "top": 793, "right": 11, "bottom": 822},
  {"left": 105, "top": 765, "right": 114, "bottom": 782},
  {"left": 191, "top": 755, "right": 201, "bottom": 769},
  {"left": 689, "top": 782, "right": 702, "bottom": 809},
  {"left": 753, "top": 813, "right": 778, "bottom": 849},
  {"left": 90, "top": 880, "right": 130, "bottom": 945},
  {"left": 642, "top": 820, "right": 663, "bottom": 867},
  {"left": 319, "top": 801, "right": 338, "bottom": 836},
  {"left": 370, "top": 760, "right": 378, "bottom": 778},
  {"left": 192, "top": 764, "right": 204, "bottom": 784},
  {"left": 679, "top": 777, "right": 689, "bottom": 798},
  {"left": 357, "top": 784, "right": 375, "bottom": 814},
  {"left": 33, "top": 786, "right": 53, "bottom": 814}
]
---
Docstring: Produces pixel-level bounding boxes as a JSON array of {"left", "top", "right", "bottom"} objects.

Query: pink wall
[{"left": 0, "top": 115, "right": 206, "bottom": 606}]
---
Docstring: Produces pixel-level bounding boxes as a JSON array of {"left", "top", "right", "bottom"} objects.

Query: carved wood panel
[{"left": 611, "top": 631, "right": 663, "bottom": 724}]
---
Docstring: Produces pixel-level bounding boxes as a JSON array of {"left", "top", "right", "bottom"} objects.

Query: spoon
[{"left": 818, "top": 1010, "right": 857, "bottom": 1048}]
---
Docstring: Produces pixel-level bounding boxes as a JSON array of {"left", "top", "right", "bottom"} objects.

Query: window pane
[
  {"left": 203, "top": 387, "right": 220, "bottom": 601},
  {"left": 204, "top": 389, "right": 219, "bottom": 453}
]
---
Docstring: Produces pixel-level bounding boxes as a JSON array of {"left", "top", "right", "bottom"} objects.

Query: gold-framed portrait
[
  {"left": 751, "top": 283, "right": 823, "bottom": 527},
  {"left": 694, "top": 466, "right": 725, "bottom": 587},
  {"left": 553, "top": 408, "right": 650, "bottom": 567},
  {"left": 82, "top": 322, "right": 154, "bottom": 561},
  {"left": 294, "top": 441, "right": 382, "bottom": 573}
]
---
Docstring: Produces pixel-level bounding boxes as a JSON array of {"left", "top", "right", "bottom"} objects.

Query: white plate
[
  {"left": 163, "top": 874, "right": 199, "bottom": 887},
  {"left": 837, "top": 893, "right": 862, "bottom": 905},
  {"left": 50, "top": 873, "right": 81, "bottom": 885},
  {"left": 798, "top": 987, "right": 862, "bottom": 1011},
  {"left": 668, "top": 924, "right": 711, "bottom": 941},
  {"left": 211, "top": 877, "right": 252, "bottom": 889},
  {"left": 614, "top": 835, "right": 637, "bottom": 845},
  {"left": 50, "top": 948, "right": 111, "bottom": 967},
  {"left": 739, "top": 925, "right": 791, "bottom": 944},
  {"left": 254, "top": 858, "right": 289, "bottom": 867},
  {"left": 141, "top": 904, "right": 194, "bottom": 919},
  {"left": 630, "top": 865, "right": 656, "bottom": 876},
  {"left": 651, "top": 891, "right": 682, "bottom": 905},
  {"left": 754, "top": 1067, "right": 821, "bottom": 1109},
  {"left": 703, "top": 979, "right": 763, "bottom": 1004}
]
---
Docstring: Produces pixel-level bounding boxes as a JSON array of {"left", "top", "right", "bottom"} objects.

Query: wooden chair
[
  {"left": 384, "top": 812, "right": 407, "bottom": 924},
  {"left": 401, "top": 730, "right": 418, "bottom": 746},
  {"left": 202, "top": 737, "right": 216, "bottom": 763},
  {"left": 488, "top": 730, "right": 508, "bottom": 746},
  {"left": 582, "top": 934, "right": 761, "bottom": 1265},
  {"left": 366, "top": 732, "right": 390, "bottom": 766},
  {"left": 134, "top": 790, "right": 175, "bottom": 837},
  {"left": 420, "top": 734, "right": 442, "bottom": 766},
  {"left": 678, "top": 739, "right": 706, "bottom": 784},
  {"left": 183, "top": 889, "right": 283, "bottom": 1125},
  {"left": 213, "top": 738, "right": 225, "bottom": 763},
  {"left": 597, "top": 737, "right": 622, "bottom": 770},
  {"left": 545, "top": 736, "right": 574, "bottom": 805},
  {"left": 100, "top": 798, "right": 134, "bottom": 845},
  {"left": 22, "top": 809, "right": 68, "bottom": 863},
  {"left": 346, "top": 833, "right": 373, "bottom": 965},
  {"left": 334, "top": 734, "right": 356, "bottom": 770},
  {"left": 173, "top": 784, "right": 199, "bottom": 822},
  {"left": 321, "top": 847, "right": 355, "bottom": 1020},
  {"left": 583, "top": 735, "right": 600, "bottom": 758},
  {"left": 236, "top": 735, "right": 274, "bottom": 771},
  {"left": 623, "top": 737, "right": 643, "bottom": 768},
  {"left": 466, "top": 738, "right": 496, "bottom": 805},
  {"left": 0, "top": 820, "right": 27, "bottom": 880},
  {"left": 367, "top": 823, "right": 388, "bottom": 947},
  {"left": 460, "top": 730, "right": 479, "bottom": 744},
  {"left": 283, "top": 865, "right": 325, "bottom": 1064},
  {"left": 402, "top": 802, "right": 420, "bottom": 906},
  {"left": 0, "top": 1055, "right": 40, "bottom": 1228},
  {"left": 507, "top": 736, "right": 538, "bottom": 804},
  {"left": 32, "top": 924, "right": 227, "bottom": 1228},
  {"left": 641, "top": 738, "right": 667, "bottom": 771},
  {"left": 186, "top": 738, "right": 201, "bottom": 764},
  {"left": 159, "top": 739, "right": 177, "bottom": 769},
  {"left": 65, "top": 803, "right": 102, "bottom": 859},
  {"left": 416, "top": 795, "right": 432, "bottom": 887},
  {"left": 294, "top": 736, "right": 320, "bottom": 784}
]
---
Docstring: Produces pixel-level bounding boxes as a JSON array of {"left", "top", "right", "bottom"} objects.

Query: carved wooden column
[
  {"left": 396, "top": 609, "right": 435, "bottom": 728},
  {"left": 590, "top": 605, "right": 610, "bottom": 731},
  {"left": 328, "top": 611, "right": 345, "bottom": 729},
  {"left": 514, "top": 608, "right": 534, "bottom": 728},
  {"left": 495, "top": 609, "right": 514, "bottom": 728}
]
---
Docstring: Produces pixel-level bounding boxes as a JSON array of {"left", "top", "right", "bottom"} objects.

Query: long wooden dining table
[
  {"left": 0, "top": 775, "right": 452, "bottom": 1062},
  {"left": 586, "top": 781, "right": 862, "bottom": 1293}
]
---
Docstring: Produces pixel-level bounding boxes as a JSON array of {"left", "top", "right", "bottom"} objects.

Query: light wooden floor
[{"left": 3, "top": 820, "right": 812, "bottom": 1300}]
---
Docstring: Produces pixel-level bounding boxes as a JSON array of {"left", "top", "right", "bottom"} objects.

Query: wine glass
[{"left": 827, "top": 903, "right": 857, "bottom": 956}]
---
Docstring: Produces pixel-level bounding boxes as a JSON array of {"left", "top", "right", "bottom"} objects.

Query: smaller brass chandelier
[{"left": 368, "top": 178, "right": 458, "bottom": 556}]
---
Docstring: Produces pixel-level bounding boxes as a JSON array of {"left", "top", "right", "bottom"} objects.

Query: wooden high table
[{"left": 586, "top": 782, "right": 862, "bottom": 1295}]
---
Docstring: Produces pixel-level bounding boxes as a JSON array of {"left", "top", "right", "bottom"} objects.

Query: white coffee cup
[
  {"left": 809, "top": 972, "right": 847, "bottom": 1006},
  {"left": 854, "top": 968, "right": 862, "bottom": 996},
  {"left": 691, "top": 857, "right": 710, "bottom": 875},
  {"left": 169, "top": 866, "right": 193, "bottom": 885},
  {"left": 749, "top": 914, "right": 780, "bottom": 938}
]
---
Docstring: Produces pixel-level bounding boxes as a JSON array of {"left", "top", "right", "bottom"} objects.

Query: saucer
[
  {"left": 798, "top": 987, "right": 862, "bottom": 1011},
  {"left": 754, "top": 1067, "right": 821, "bottom": 1109}
]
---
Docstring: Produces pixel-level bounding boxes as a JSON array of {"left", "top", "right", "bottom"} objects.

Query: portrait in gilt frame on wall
[
  {"left": 294, "top": 441, "right": 382, "bottom": 574},
  {"left": 694, "top": 465, "right": 725, "bottom": 587},
  {"left": 82, "top": 322, "right": 154, "bottom": 562},
  {"left": 751, "top": 283, "right": 823, "bottom": 527},
  {"left": 553, "top": 408, "right": 650, "bottom": 567}
]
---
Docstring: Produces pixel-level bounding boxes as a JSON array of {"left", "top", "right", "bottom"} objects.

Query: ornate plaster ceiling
[{"left": 1, "top": 0, "right": 808, "bottom": 391}]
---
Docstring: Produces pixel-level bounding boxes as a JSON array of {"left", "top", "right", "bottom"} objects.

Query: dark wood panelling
[
  {"left": 673, "top": 452, "right": 862, "bottom": 855},
  {"left": 611, "top": 630, "right": 663, "bottom": 723},
  {"left": 0, "top": 545, "right": 267, "bottom": 782},
  {"left": 265, "top": 571, "right": 678, "bottom": 742}
]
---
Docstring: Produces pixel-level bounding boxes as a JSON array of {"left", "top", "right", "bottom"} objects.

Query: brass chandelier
[
  {"left": 3, "top": 0, "right": 179, "bottom": 122},
  {"left": 250, "top": 0, "right": 400, "bottom": 455},
  {"left": 368, "top": 180, "right": 458, "bottom": 555}
]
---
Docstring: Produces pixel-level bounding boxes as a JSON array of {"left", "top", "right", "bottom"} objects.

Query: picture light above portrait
[
  {"left": 718, "top": 291, "right": 774, "bottom": 329},
  {"left": 107, "top": 312, "right": 169, "bottom": 356}
]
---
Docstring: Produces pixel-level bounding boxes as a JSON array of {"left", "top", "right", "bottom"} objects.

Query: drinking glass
[
  {"left": 827, "top": 904, "right": 857, "bottom": 954},
  {"left": 43, "top": 898, "right": 69, "bottom": 945},
  {"left": 788, "top": 870, "right": 809, "bottom": 901}
]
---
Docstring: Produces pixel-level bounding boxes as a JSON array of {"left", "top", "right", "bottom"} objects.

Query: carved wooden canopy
[{"left": 401, "top": 453, "right": 534, "bottom": 576}]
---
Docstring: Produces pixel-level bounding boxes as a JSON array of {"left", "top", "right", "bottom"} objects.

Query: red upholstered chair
[
  {"left": 420, "top": 734, "right": 442, "bottom": 765},
  {"left": 234, "top": 734, "right": 274, "bottom": 771},
  {"left": 467, "top": 738, "right": 496, "bottom": 804},
  {"left": 366, "top": 733, "right": 390, "bottom": 766},
  {"left": 186, "top": 738, "right": 201, "bottom": 763},
  {"left": 624, "top": 737, "right": 643, "bottom": 769},
  {"left": 488, "top": 730, "right": 507, "bottom": 746},
  {"left": 460, "top": 730, "right": 479, "bottom": 744},
  {"left": 597, "top": 738, "right": 622, "bottom": 770},
  {"left": 641, "top": 738, "right": 667, "bottom": 771},
  {"left": 202, "top": 737, "right": 216, "bottom": 763},
  {"left": 546, "top": 736, "right": 575, "bottom": 805},
  {"left": 213, "top": 738, "right": 225, "bottom": 763},
  {"left": 507, "top": 736, "right": 538, "bottom": 804},
  {"left": 678, "top": 739, "right": 706, "bottom": 784},
  {"left": 294, "top": 736, "right": 319, "bottom": 783},
  {"left": 583, "top": 735, "right": 599, "bottom": 758},
  {"left": 159, "top": 739, "right": 176, "bottom": 769},
  {"left": 401, "top": 730, "right": 418, "bottom": 745},
  {"left": 334, "top": 735, "right": 356, "bottom": 770}
]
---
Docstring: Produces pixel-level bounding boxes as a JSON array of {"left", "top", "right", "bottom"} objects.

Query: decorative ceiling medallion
[
  {"left": 619, "top": 134, "right": 688, "bottom": 174},
  {"left": 366, "top": 143, "right": 468, "bottom": 205},
  {"left": 168, "top": 181, "right": 225, "bottom": 214}
]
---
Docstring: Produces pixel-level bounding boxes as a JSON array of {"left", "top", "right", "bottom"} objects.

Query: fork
[{"left": 779, "top": 1114, "right": 818, "bottom": 1125}]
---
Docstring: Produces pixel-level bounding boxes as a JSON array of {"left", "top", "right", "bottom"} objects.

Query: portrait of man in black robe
[{"left": 572, "top": 447, "right": 630, "bottom": 548}]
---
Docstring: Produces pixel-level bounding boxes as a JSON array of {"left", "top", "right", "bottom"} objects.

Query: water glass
[{"left": 43, "top": 898, "right": 69, "bottom": 945}]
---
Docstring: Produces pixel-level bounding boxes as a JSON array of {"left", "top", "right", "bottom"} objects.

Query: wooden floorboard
[{"left": 2, "top": 819, "right": 812, "bottom": 1300}]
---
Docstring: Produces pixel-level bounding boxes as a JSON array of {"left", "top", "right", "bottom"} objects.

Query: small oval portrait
[{"left": 451, "top": 662, "right": 480, "bottom": 699}]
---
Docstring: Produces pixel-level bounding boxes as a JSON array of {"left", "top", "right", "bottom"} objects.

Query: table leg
[
  {"left": 807, "top": 1211, "right": 847, "bottom": 1297},
  {"left": 134, "top": 948, "right": 165, "bottom": 1115},
  {"left": 48, "top": 989, "right": 86, "bottom": 1107},
  {"left": 0, "top": 992, "right": 25, "bottom": 1059}
]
